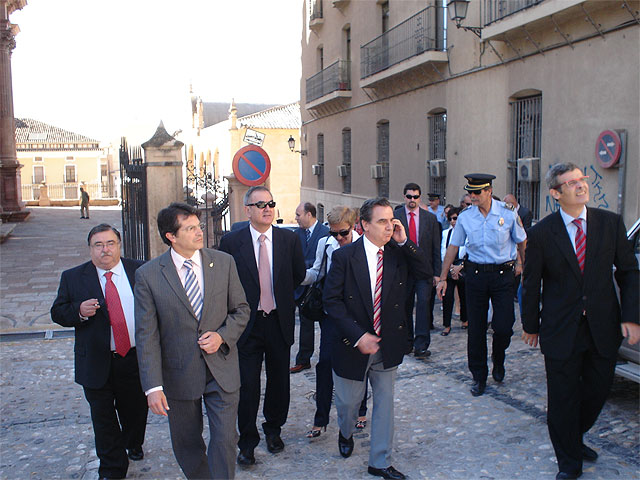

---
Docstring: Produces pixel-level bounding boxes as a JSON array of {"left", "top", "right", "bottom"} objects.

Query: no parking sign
[
  {"left": 232, "top": 145, "right": 271, "bottom": 186},
  {"left": 595, "top": 130, "right": 622, "bottom": 169}
]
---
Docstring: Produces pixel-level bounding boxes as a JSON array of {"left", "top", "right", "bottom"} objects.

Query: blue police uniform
[
  {"left": 428, "top": 204, "right": 448, "bottom": 230},
  {"left": 450, "top": 199, "right": 526, "bottom": 386}
]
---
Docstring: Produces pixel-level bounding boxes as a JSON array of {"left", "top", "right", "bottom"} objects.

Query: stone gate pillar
[
  {"left": 225, "top": 174, "right": 249, "bottom": 227},
  {"left": 142, "top": 122, "right": 184, "bottom": 259}
]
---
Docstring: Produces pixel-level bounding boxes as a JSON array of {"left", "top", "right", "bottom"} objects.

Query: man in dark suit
[
  {"left": 135, "top": 202, "right": 250, "bottom": 479},
  {"left": 291, "top": 201, "right": 329, "bottom": 373},
  {"left": 324, "top": 197, "right": 428, "bottom": 480},
  {"left": 218, "top": 186, "right": 306, "bottom": 466},
  {"left": 522, "top": 162, "right": 639, "bottom": 480},
  {"left": 51, "top": 224, "right": 148, "bottom": 480},
  {"left": 394, "top": 183, "right": 441, "bottom": 357}
]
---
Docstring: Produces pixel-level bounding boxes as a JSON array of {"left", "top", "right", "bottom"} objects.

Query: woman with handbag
[
  {"left": 300, "top": 206, "right": 366, "bottom": 439},
  {"left": 441, "top": 207, "right": 468, "bottom": 335}
]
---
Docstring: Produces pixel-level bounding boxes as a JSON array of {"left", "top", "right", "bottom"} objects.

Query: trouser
[
  {"left": 464, "top": 268, "right": 515, "bottom": 382},
  {"left": 295, "top": 309, "right": 315, "bottom": 365},
  {"left": 81, "top": 204, "right": 89, "bottom": 218},
  {"left": 544, "top": 317, "right": 616, "bottom": 475},
  {"left": 83, "top": 348, "right": 148, "bottom": 479},
  {"left": 237, "top": 311, "right": 290, "bottom": 451},
  {"left": 443, "top": 275, "right": 466, "bottom": 328},
  {"left": 405, "top": 277, "right": 432, "bottom": 351}
]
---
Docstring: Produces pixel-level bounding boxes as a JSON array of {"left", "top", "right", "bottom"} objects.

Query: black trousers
[
  {"left": 464, "top": 268, "right": 515, "bottom": 382},
  {"left": 544, "top": 318, "right": 616, "bottom": 475},
  {"left": 442, "top": 275, "right": 467, "bottom": 328},
  {"left": 83, "top": 348, "right": 148, "bottom": 479},
  {"left": 237, "top": 311, "right": 290, "bottom": 451},
  {"left": 295, "top": 308, "right": 315, "bottom": 366}
]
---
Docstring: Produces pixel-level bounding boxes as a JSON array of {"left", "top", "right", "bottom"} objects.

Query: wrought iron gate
[{"left": 120, "top": 139, "right": 149, "bottom": 260}]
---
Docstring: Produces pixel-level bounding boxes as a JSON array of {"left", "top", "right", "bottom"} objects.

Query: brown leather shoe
[{"left": 289, "top": 363, "right": 311, "bottom": 374}]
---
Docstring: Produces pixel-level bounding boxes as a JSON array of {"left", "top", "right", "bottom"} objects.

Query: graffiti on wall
[{"left": 544, "top": 164, "right": 609, "bottom": 213}]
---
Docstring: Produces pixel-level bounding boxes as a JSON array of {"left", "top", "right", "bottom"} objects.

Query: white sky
[{"left": 10, "top": 0, "right": 303, "bottom": 146}]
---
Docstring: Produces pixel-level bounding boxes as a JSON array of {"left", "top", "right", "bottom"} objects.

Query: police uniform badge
[
  {"left": 516, "top": 216, "right": 523, "bottom": 228},
  {"left": 498, "top": 217, "right": 505, "bottom": 226}
]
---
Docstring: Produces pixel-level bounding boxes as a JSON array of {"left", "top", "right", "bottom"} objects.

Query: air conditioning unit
[
  {"left": 337, "top": 164, "right": 348, "bottom": 177},
  {"left": 517, "top": 157, "right": 540, "bottom": 182},
  {"left": 311, "top": 164, "right": 323, "bottom": 176},
  {"left": 429, "top": 159, "right": 446, "bottom": 178},
  {"left": 370, "top": 164, "right": 384, "bottom": 179}
]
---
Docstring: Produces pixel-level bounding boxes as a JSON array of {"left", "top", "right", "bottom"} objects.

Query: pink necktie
[
  {"left": 104, "top": 272, "right": 131, "bottom": 357},
  {"left": 258, "top": 235, "right": 275, "bottom": 313},
  {"left": 572, "top": 219, "right": 586, "bottom": 273},
  {"left": 409, "top": 212, "right": 417, "bottom": 245},
  {"left": 373, "top": 249, "right": 383, "bottom": 335}
]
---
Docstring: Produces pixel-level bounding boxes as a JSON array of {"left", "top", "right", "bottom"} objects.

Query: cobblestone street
[{"left": 0, "top": 207, "right": 638, "bottom": 479}]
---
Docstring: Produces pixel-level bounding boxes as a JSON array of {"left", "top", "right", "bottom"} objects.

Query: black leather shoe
[
  {"left": 338, "top": 431, "right": 354, "bottom": 458},
  {"left": 290, "top": 363, "right": 311, "bottom": 374},
  {"left": 556, "top": 471, "right": 582, "bottom": 479},
  {"left": 237, "top": 449, "right": 255, "bottom": 465},
  {"left": 367, "top": 465, "right": 406, "bottom": 479},
  {"left": 470, "top": 380, "right": 486, "bottom": 396},
  {"left": 582, "top": 443, "right": 598, "bottom": 461},
  {"left": 492, "top": 364, "right": 505, "bottom": 383},
  {"left": 127, "top": 446, "right": 143, "bottom": 461},
  {"left": 414, "top": 349, "right": 431, "bottom": 359},
  {"left": 265, "top": 434, "right": 284, "bottom": 453}
]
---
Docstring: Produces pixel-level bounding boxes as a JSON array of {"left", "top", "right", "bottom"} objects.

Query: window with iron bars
[
  {"left": 317, "top": 133, "right": 325, "bottom": 191},
  {"left": 377, "top": 121, "right": 390, "bottom": 198},
  {"left": 509, "top": 94, "right": 542, "bottom": 220},
  {"left": 428, "top": 112, "right": 447, "bottom": 201},
  {"left": 342, "top": 128, "right": 351, "bottom": 194}
]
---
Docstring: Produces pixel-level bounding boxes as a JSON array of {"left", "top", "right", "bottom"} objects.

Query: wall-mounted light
[
  {"left": 447, "top": 0, "right": 482, "bottom": 38},
  {"left": 288, "top": 136, "right": 307, "bottom": 155}
]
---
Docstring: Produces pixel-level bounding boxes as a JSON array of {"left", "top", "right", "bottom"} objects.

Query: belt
[
  {"left": 465, "top": 260, "right": 515, "bottom": 273},
  {"left": 257, "top": 310, "right": 277, "bottom": 318}
]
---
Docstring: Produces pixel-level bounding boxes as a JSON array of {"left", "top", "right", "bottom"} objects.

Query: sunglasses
[
  {"left": 464, "top": 203, "right": 472, "bottom": 206},
  {"left": 329, "top": 229, "right": 351, "bottom": 238},
  {"left": 246, "top": 200, "right": 276, "bottom": 209},
  {"left": 469, "top": 190, "right": 486, "bottom": 196},
  {"left": 449, "top": 216, "right": 458, "bottom": 221},
  {"left": 405, "top": 194, "right": 420, "bottom": 200}
]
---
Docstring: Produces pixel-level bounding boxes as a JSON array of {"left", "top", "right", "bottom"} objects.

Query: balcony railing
[
  {"left": 484, "top": 0, "right": 545, "bottom": 26},
  {"left": 21, "top": 182, "right": 108, "bottom": 201},
  {"left": 361, "top": 5, "right": 445, "bottom": 80},
  {"left": 306, "top": 60, "right": 351, "bottom": 103}
]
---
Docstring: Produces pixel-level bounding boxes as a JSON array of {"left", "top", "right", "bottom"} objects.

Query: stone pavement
[{"left": 0, "top": 207, "right": 638, "bottom": 479}]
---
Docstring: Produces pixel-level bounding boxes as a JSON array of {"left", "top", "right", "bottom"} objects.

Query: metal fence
[
  {"left": 306, "top": 60, "right": 351, "bottom": 103},
  {"left": 429, "top": 113, "right": 447, "bottom": 201},
  {"left": 120, "top": 139, "right": 149, "bottom": 261},
  {"left": 21, "top": 182, "right": 104, "bottom": 201},
  {"left": 361, "top": 5, "right": 445, "bottom": 79},
  {"left": 484, "top": 0, "right": 545, "bottom": 26}
]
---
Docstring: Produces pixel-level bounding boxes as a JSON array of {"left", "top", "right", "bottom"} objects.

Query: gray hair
[
  {"left": 243, "top": 186, "right": 272, "bottom": 205},
  {"left": 546, "top": 162, "right": 582, "bottom": 190},
  {"left": 359, "top": 197, "right": 391, "bottom": 223}
]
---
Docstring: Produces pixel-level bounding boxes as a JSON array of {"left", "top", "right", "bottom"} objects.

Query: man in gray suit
[{"left": 135, "top": 202, "right": 250, "bottom": 479}]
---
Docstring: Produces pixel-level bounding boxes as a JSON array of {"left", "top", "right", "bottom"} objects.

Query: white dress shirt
[
  {"left": 170, "top": 248, "right": 204, "bottom": 294},
  {"left": 95, "top": 260, "right": 136, "bottom": 351},
  {"left": 249, "top": 224, "right": 276, "bottom": 310},
  {"left": 559, "top": 206, "right": 587, "bottom": 253},
  {"left": 362, "top": 235, "right": 384, "bottom": 306}
]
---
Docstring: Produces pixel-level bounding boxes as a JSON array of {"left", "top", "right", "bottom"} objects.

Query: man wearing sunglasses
[
  {"left": 393, "top": 183, "right": 442, "bottom": 359},
  {"left": 436, "top": 173, "right": 527, "bottom": 397},
  {"left": 521, "top": 163, "right": 638, "bottom": 480},
  {"left": 219, "top": 186, "right": 306, "bottom": 466}
]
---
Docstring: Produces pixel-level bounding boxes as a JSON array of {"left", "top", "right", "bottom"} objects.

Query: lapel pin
[{"left": 209, "top": 262, "right": 214, "bottom": 268}]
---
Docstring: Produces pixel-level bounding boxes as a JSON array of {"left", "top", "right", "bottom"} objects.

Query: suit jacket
[
  {"left": 394, "top": 207, "right": 441, "bottom": 279},
  {"left": 134, "top": 248, "right": 250, "bottom": 400},
  {"left": 522, "top": 208, "right": 638, "bottom": 360},
  {"left": 218, "top": 225, "right": 306, "bottom": 347},
  {"left": 518, "top": 205, "right": 533, "bottom": 231},
  {"left": 323, "top": 237, "right": 428, "bottom": 380},
  {"left": 295, "top": 221, "right": 329, "bottom": 299},
  {"left": 51, "top": 258, "right": 143, "bottom": 389}
]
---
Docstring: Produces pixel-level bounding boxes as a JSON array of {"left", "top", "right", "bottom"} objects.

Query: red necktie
[
  {"left": 572, "top": 219, "right": 586, "bottom": 274},
  {"left": 373, "top": 249, "right": 383, "bottom": 335},
  {"left": 409, "top": 212, "right": 417, "bottom": 245},
  {"left": 104, "top": 272, "right": 131, "bottom": 356}
]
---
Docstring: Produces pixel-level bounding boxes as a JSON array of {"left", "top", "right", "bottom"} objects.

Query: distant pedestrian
[
  {"left": 522, "top": 162, "right": 639, "bottom": 480},
  {"left": 440, "top": 207, "right": 467, "bottom": 335},
  {"left": 80, "top": 186, "right": 90, "bottom": 219},
  {"left": 51, "top": 224, "right": 148, "bottom": 480}
]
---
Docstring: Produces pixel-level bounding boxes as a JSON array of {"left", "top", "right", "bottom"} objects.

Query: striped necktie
[
  {"left": 572, "top": 219, "right": 586, "bottom": 273},
  {"left": 373, "top": 249, "right": 383, "bottom": 335},
  {"left": 183, "top": 259, "right": 203, "bottom": 319}
]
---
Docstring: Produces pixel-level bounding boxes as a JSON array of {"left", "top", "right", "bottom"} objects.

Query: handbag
[{"left": 298, "top": 243, "right": 329, "bottom": 321}]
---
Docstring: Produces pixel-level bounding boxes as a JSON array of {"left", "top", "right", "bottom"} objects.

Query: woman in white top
[
  {"left": 440, "top": 207, "right": 468, "bottom": 334},
  {"left": 302, "top": 206, "right": 365, "bottom": 439}
]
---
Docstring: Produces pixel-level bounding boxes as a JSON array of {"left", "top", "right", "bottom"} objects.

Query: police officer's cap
[
  {"left": 427, "top": 193, "right": 441, "bottom": 199},
  {"left": 464, "top": 173, "right": 496, "bottom": 192}
]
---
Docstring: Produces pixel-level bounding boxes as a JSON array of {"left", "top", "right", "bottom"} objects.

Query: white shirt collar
[
  {"left": 249, "top": 224, "right": 273, "bottom": 244},
  {"left": 170, "top": 248, "right": 202, "bottom": 270},
  {"left": 559, "top": 206, "right": 587, "bottom": 227},
  {"left": 362, "top": 234, "right": 384, "bottom": 255},
  {"left": 95, "top": 259, "right": 124, "bottom": 278},
  {"left": 307, "top": 220, "right": 318, "bottom": 236}
]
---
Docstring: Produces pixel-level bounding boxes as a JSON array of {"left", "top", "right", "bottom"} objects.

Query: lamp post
[
  {"left": 447, "top": 0, "right": 483, "bottom": 38},
  {"left": 287, "top": 136, "right": 307, "bottom": 156}
]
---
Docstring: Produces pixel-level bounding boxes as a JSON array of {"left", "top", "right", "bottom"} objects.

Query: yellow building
[{"left": 15, "top": 118, "right": 117, "bottom": 205}]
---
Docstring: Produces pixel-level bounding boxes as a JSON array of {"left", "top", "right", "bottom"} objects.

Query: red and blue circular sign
[
  {"left": 595, "top": 130, "right": 621, "bottom": 169},
  {"left": 232, "top": 145, "right": 271, "bottom": 186}
]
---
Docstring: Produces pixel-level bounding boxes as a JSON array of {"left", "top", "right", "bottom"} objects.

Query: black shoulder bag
[{"left": 298, "top": 243, "right": 329, "bottom": 322}]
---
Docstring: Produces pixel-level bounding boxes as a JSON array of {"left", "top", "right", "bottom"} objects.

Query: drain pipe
[{"left": 616, "top": 129, "right": 627, "bottom": 217}]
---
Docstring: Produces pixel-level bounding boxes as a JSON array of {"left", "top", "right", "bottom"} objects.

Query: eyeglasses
[
  {"left": 552, "top": 175, "right": 589, "bottom": 190},
  {"left": 329, "top": 229, "right": 351, "bottom": 238},
  {"left": 91, "top": 240, "right": 119, "bottom": 250},
  {"left": 449, "top": 216, "right": 458, "bottom": 221},
  {"left": 180, "top": 223, "right": 206, "bottom": 233},
  {"left": 246, "top": 200, "right": 276, "bottom": 209}
]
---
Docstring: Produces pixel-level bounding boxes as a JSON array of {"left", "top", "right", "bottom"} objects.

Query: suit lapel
[
  {"left": 381, "top": 243, "right": 397, "bottom": 308},
  {"left": 351, "top": 239, "right": 374, "bottom": 319},
  {"left": 83, "top": 262, "right": 106, "bottom": 304},
  {"left": 583, "top": 208, "right": 600, "bottom": 278},
  {"left": 159, "top": 250, "right": 198, "bottom": 319},
  {"left": 272, "top": 227, "right": 284, "bottom": 287},
  {"left": 238, "top": 227, "right": 260, "bottom": 289},
  {"left": 122, "top": 259, "right": 137, "bottom": 289},
  {"left": 199, "top": 249, "right": 215, "bottom": 322},
  {"left": 549, "top": 210, "right": 582, "bottom": 283}
]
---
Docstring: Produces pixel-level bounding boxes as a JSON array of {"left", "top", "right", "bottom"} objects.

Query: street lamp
[
  {"left": 287, "top": 136, "right": 307, "bottom": 155},
  {"left": 447, "top": 0, "right": 483, "bottom": 38}
]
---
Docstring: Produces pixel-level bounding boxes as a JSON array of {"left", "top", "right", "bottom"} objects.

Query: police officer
[
  {"left": 436, "top": 174, "right": 526, "bottom": 396},
  {"left": 426, "top": 193, "right": 447, "bottom": 230}
]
